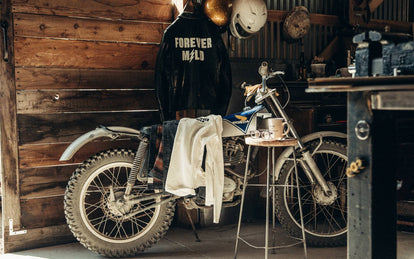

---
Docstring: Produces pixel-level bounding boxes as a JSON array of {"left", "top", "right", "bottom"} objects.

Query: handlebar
[
  {"left": 243, "top": 83, "right": 261, "bottom": 98},
  {"left": 258, "top": 61, "right": 285, "bottom": 79},
  {"left": 241, "top": 61, "right": 284, "bottom": 95},
  {"left": 241, "top": 61, "right": 288, "bottom": 109}
]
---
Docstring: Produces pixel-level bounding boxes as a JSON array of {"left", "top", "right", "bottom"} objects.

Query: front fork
[
  {"left": 300, "top": 150, "right": 332, "bottom": 195},
  {"left": 265, "top": 93, "right": 332, "bottom": 195}
]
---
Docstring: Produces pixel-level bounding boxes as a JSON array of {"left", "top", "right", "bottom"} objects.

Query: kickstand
[{"left": 185, "top": 208, "right": 201, "bottom": 242}]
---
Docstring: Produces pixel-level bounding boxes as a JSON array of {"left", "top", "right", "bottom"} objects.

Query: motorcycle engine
[
  {"left": 223, "top": 137, "right": 245, "bottom": 166},
  {"left": 195, "top": 175, "right": 238, "bottom": 205},
  {"left": 187, "top": 137, "right": 246, "bottom": 208}
]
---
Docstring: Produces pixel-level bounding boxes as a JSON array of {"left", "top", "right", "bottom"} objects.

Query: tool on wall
[
  {"left": 282, "top": 6, "right": 310, "bottom": 43},
  {"left": 346, "top": 158, "right": 366, "bottom": 177}
]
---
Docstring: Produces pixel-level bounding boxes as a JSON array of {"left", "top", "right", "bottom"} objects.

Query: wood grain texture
[
  {"left": 16, "top": 89, "right": 157, "bottom": 114},
  {"left": 14, "top": 37, "right": 158, "bottom": 69},
  {"left": 14, "top": 13, "right": 168, "bottom": 43},
  {"left": 3, "top": 224, "right": 74, "bottom": 253},
  {"left": 20, "top": 196, "right": 66, "bottom": 228},
  {"left": 3, "top": 0, "right": 169, "bottom": 252},
  {"left": 12, "top": 0, "right": 174, "bottom": 22},
  {"left": 17, "top": 111, "right": 159, "bottom": 144},
  {"left": 19, "top": 139, "right": 140, "bottom": 168},
  {"left": 20, "top": 165, "right": 77, "bottom": 199},
  {"left": 15, "top": 67, "right": 155, "bottom": 89},
  {"left": 1, "top": 0, "right": 22, "bottom": 231}
]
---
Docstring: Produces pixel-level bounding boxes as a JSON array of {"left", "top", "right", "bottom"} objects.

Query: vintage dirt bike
[{"left": 60, "top": 62, "right": 348, "bottom": 257}]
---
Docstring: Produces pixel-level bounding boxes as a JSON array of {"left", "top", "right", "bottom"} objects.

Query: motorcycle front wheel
[
  {"left": 274, "top": 140, "right": 348, "bottom": 247},
  {"left": 64, "top": 148, "right": 175, "bottom": 257}
]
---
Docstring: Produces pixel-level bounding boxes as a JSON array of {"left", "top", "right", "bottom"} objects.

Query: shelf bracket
[{"left": 9, "top": 219, "right": 27, "bottom": 236}]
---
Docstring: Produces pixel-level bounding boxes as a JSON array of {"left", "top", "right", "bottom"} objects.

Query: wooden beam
[
  {"left": 4, "top": 224, "right": 74, "bottom": 253},
  {"left": 19, "top": 139, "right": 140, "bottom": 168},
  {"left": 369, "top": 0, "right": 384, "bottom": 13},
  {"left": 309, "top": 13, "right": 342, "bottom": 27},
  {"left": 267, "top": 9, "right": 341, "bottom": 27},
  {"left": 15, "top": 68, "right": 155, "bottom": 90},
  {"left": 21, "top": 196, "right": 66, "bottom": 228},
  {"left": 17, "top": 111, "right": 159, "bottom": 144},
  {"left": 348, "top": 0, "right": 413, "bottom": 32},
  {"left": 14, "top": 37, "right": 159, "bottom": 69},
  {"left": 12, "top": 0, "right": 175, "bottom": 23},
  {"left": 16, "top": 89, "right": 157, "bottom": 114},
  {"left": 13, "top": 13, "right": 168, "bottom": 44},
  {"left": 1, "top": 0, "right": 23, "bottom": 242},
  {"left": 20, "top": 166, "right": 77, "bottom": 199},
  {"left": 363, "top": 19, "right": 413, "bottom": 33},
  {"left": 318, "top": 36, "right": 339, "bottom": 61},
  {"left": 349, "top": 0, "right": 356, "bottom": 26}
]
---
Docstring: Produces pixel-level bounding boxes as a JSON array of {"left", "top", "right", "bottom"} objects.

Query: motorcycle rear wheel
[
  {"left": 274, "top": 140, "right": 348, "bottom": 247},
  {"left": 64, "top": 148, "right": 175, "bottom": 257}
]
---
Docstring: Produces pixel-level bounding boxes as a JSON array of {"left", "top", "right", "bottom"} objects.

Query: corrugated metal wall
[
  {"left": 265, "top": 0, "right": 340, "bottom": 14},
  {"left": 371, "top": 0, "right": 412, "bottom": 21},
  {"left": 227, "top": 0, "right": 345, "bottom": 66}
]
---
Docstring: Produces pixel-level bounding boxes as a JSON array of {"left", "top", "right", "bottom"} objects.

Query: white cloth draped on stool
[{"left": 165, "top": 115, "right": 224, "bottom": 223}]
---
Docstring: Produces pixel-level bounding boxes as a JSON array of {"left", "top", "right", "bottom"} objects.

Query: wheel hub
[
  {"left": 313, "top": 182, "right": 338, "bottom": 206},
  {"left": 106, "top": 189, "right": 134, "bottom": 217}
]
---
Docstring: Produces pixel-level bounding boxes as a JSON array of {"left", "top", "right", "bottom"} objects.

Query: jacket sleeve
[
  {"left": 217, "top": 37, "right": 232, "bottom": 116},
  {"left": 219, "top": 50, "right": 232, "bottom": 116},
  {"left": 155, "top": 33, "right": 170, "bottom": 122}
]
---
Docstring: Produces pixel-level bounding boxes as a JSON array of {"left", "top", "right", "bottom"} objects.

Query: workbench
[{"left": 307, "top": 75, "right": 414, "bottom": 259}]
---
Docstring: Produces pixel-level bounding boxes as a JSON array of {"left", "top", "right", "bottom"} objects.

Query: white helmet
[{"left": 229, "top": 0, "right": 267, "bottom": 39}]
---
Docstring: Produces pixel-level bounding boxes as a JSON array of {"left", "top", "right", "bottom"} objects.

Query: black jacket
[{"left": 155, "top": 12, "right": 232, "bottom": 121}]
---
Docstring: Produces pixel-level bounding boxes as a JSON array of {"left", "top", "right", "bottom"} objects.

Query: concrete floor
[{"left": 2, "top": 222, "right": 414, "bottom": 259}]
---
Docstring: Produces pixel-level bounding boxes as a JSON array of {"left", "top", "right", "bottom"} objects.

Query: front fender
[
  {"left": 273, "top": 131, "right": 347, "bottom": 180},
  {"left": 59, "top": 126, "right": 142, "bottom": 161}
]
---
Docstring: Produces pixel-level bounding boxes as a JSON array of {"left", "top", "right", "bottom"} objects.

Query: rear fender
[{"left": 59, "top": 126, "right": 143, "bottom": 161}]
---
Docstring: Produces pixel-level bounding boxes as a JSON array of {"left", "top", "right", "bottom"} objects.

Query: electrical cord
[{"left": 276, "top": 74, "right": 290, "bottom": 109}]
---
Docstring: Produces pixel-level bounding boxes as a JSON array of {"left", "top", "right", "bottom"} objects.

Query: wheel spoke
[
  {"left": 130, "top": 217, "right": 146, "bottom": 231},
  {"left": 275, "top": 141, "right": 348, "bottom": 244},
  {"left": 323, "top": 154, "right": 341, "bottom": 178},
  {"left": 84, "top": 201, "right": 103, "bottom": 215},
  {"left": 106, "top": 219, "right": 120, "bottom": 238},
  {"left": 319, "top": 204, "right": 344, "bottom": 231},
  {"left": 119, "top": 221, "right": 130, "bottom": 238},
  {"left": 91, "top": 214, "right": 109, "bottom": 229},
  {"left": 101, "top": 168, "right": 120, "bottom": 187},
  {"left": 65, "top": 148, "right": 173, "bottom": 257},
  {"left": 91, "top": 174, "right": 113, "bottom": 196}
]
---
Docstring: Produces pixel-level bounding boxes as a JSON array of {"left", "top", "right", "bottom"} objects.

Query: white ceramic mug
[{"left": 266, "top": 118, "right": 290, "bottom": 139}]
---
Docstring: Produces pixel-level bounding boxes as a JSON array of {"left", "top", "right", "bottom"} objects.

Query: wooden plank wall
[{"left": 3, "top": 0, "right": 174, "bottom": 252}]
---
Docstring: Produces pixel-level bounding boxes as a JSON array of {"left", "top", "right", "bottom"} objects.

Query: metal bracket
[
  {"left": 9, "top": 219, "right": 27, "bottom": 236},
  {"left": 355, "top": 120, "right": 370, "bottom": 140}
]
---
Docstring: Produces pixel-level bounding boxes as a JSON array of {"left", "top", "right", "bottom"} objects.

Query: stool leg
[
  {"left": 271, "top": 147, "right": 276, "bottom": 254},
  {"left": 265, "top": 147, "right": 270, "bottom": 259},
  {"left": 293, "top": 147, "right": 308, "bottom": 259},
  {"left": 234, "top": 145, "right": 252, "bottom": 259}
]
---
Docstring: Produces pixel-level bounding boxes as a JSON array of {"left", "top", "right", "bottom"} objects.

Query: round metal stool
[{"left": 234, "top": 137, "right": 307, "bottom": 259}]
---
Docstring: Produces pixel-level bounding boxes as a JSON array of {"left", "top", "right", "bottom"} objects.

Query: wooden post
[
  {"left": 369, "top": 0, "right": 384, "bottom": 13},
  {"left": 0, "top": 0, "right": 23, "bottom": 250}
]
